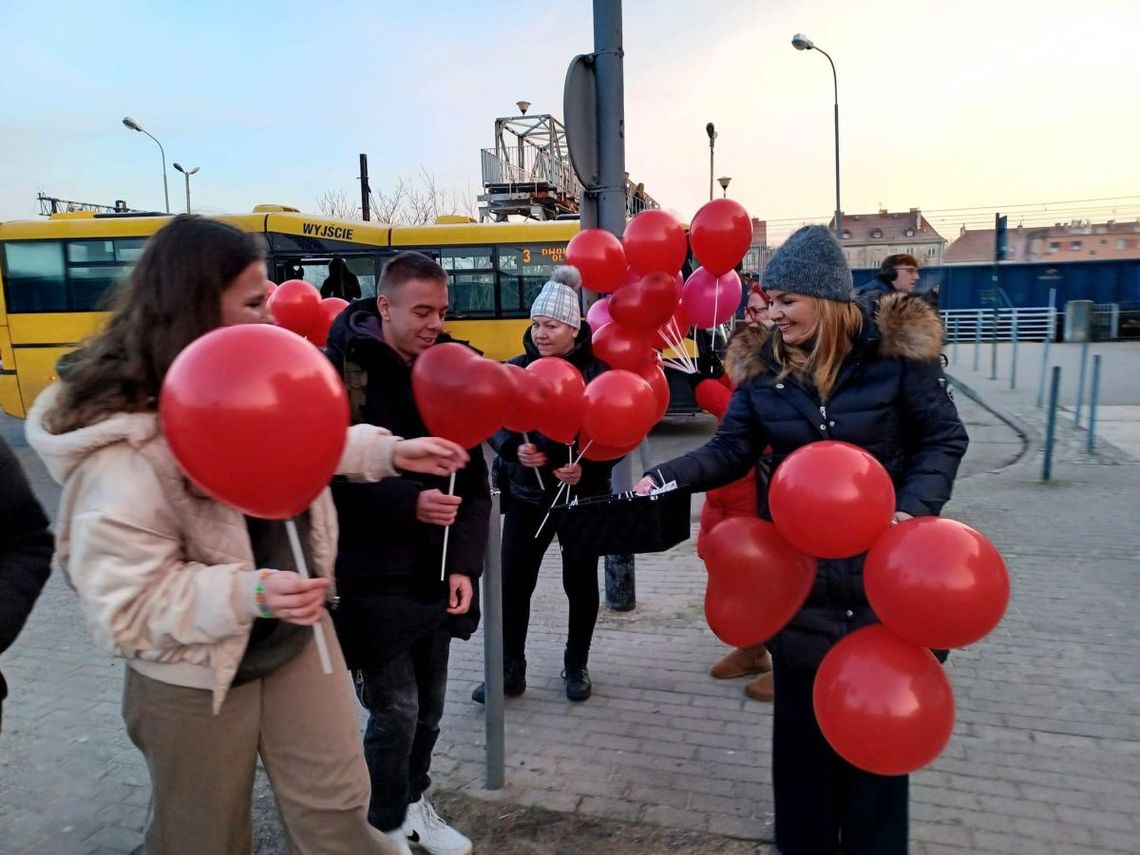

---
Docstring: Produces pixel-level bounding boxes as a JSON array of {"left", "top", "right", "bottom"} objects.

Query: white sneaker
[
  {"left": 383, "top": 829, "right": 414, "bottom": 855},
  {"left": 402, "top": 797, "right": 473, "bottom": 855}
]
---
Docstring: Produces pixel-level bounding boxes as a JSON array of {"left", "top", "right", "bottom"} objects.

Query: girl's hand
[
  {"left": 634, "top": 475, "right": 658, "bottom": 496},
  {"left": 553, "top": 463, "right": 582, "bottom": 486},
  {"left": 262, "top": 571, "right": 330, "bottom": 625},
  {"left": 394, "top": 437, "right": 469, "bottom": 476},
  {"left": 518, "top": 443, "right": 547, "bottom": 468}
]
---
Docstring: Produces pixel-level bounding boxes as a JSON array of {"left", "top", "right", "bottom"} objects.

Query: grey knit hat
[
  {"left": 530, "top": 265, "right": 583, "bottom": 329},
  {"left": 761, "top": 225, "right": 854, "bottom": 302}
]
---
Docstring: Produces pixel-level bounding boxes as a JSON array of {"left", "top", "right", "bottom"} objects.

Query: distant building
[
  {"left": 828, "top": 208, "right": 947, "bottom": 268},
  {"left": 741, "top": 218, "right": 771, "bottom": 274},
  {"left": 944, "top": 220, "right": 1140, "bottom": 264}
]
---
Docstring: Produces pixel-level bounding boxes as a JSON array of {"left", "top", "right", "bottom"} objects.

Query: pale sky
[{"left": 2, "top": 0, "right": 1138, "bottom": 242}]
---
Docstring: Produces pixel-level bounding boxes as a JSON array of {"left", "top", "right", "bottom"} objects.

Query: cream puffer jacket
[{"left": 26, "top": 383, "right": 401, "bottom": 713}]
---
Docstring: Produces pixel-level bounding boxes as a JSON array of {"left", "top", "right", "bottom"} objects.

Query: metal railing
[
  {"left": 481, "top": 147, "right": 583, "bottom": 200},
  {"left": 940, "top": 306, "right": 1056, "bottom": 342}
]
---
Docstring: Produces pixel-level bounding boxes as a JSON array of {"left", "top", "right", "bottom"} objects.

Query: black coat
[
  {"left": 0, "top": 438, "right": 53, "bottom": 720},
  {"left": 856, "top": 274, "right": 895, "bottom": 303},
  {"left": 655, "top": 294, "right": 968, "bottom": 669},
  {"left": 489, "top": 325, "right": 617, "bottom": 509},
  {"left": 324, "top": 298, "right": 490, "bottom": 668}
]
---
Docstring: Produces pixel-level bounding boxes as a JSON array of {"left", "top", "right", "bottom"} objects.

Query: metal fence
[{"left": 940, "top": 306, "right": 1056, "bottom": 342}]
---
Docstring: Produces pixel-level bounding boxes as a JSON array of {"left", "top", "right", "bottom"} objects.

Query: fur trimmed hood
[{"left": 724, "top": 292, "right": 944, "bottom": 383}]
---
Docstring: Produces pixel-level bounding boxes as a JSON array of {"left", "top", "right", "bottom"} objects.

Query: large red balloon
[
  {"left": 308, "top": 297, "right": 349, "bottom": 347},
  {"left": 526, "top": 357, "right": 585, "bottom": 444},
  {"left": 502, "top": 362, "right": 543, "bottom": 433},
  {"left": 814, "top": 625, "right": 955, "bottom": 776},
  {"left": 268, "top": 279, "right": 321, "bottom": 336},
  {"left": 160, "top": 324, "right": 349, "bottom": 519},
  {"left": 264, "top": 280, "right": 278, "bottom": 300},
  {"left": 702, "top": 518, "right": 817, "bottom": 648},
  {"left": 694, "top": 378, "right": 732, "bottom": 419},
  {"left": 769, "top": 441, "right": 895, "bottom": 559},
  {"left": 623, "top": 210, "right": 688, "bottom": 275},
  {"left": 682, "top": 268, "right": 742, "bottom": 329},
  {"left": 609, "top": 272, "right": 679, "bottom": 330},
  {"left": 592, "top": 322, "right": 656, "bottom": 372},
  {"left": 566, "top": 229, "right": 626, "bottom": 293},
  {"left": 689, "top": 199, "right": 753, "bottom": 276},
  {"left": 577, "top": 429, "right": 639, "bottom": 461},
  {"left": 585, "top": 296, "right": 613, "bottom": 332},
  {"left": 413, "top": 343, "right": 513, "bottom": 449},
  {"left": 638, "top": 364, "right": 670, "bottom": 423},
  {"left": 580, "top": 370, "right": 657, "bottom": 448},
  {"left": 865, "top": 518, "right": 1010, "bottom": 649}
]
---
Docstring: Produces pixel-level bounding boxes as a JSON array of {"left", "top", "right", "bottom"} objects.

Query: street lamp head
[
  {"left": 122, "top": 116, "right": 143, "bottom": 132},
  {"left": 173, "top": 162, "right": 184, "bottom": 173},
  {"left": 516, "top": 100, "right": 531, "bottom": 115},
  {"left": 705, "top": 122, "right": 716, "bottom": 140},
  {"left": 717, "top": 176, "right": 732, "bottom": 191},
  {"left": 188, "top": 166, "right": 200, "bottom": 175},
  {"left": 792, "top": 33, "right": 814, "bottom": 50}
]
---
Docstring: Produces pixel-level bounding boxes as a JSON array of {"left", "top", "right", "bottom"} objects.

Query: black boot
[
  {"left": 562, "top": 651, "right": 592, "bottom": 702},
  {"left": 472, "top": 658, "right": 526, "bottom": 704}
]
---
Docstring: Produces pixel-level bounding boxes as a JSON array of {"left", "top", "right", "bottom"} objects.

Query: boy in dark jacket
[
  {"left": 0, "top": 436, "right": 53, "bottom": 733},
  {"left": 325, "top": 252, "right": 488, "bottom": 855}
]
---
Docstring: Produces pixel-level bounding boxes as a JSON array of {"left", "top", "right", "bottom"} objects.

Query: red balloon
[
  {"left": 689, "top": 199, "right": 754, "bottom": 276},
  {"left": 268, "top": 279, "right": 321, "bottom": 336},
  {"left": 769, "top": 441, "right": 895, "bottom": 559},
  {"left": 682, "top": 268, "right": 742, "bottom": 329},
  {"left": 638, "top": 365, "right": 670, "bottom": 423},
  {"left": 694, "top": 378, "right": 732, "bottom": 419},
  {"left": 308, "top": 297, "right": 349, "bottom": 347},
  {"left": 413, "top": 343, "right": 513, "bottom": 449},
  {"left": 526, "top": 357, "right": 585, "bottom": 444},
  {"left": 585, "top": 296, "right": 613, "bottom": 332},
  {"left": 264, "top": 280, "right": 278, "bottom": 299},
  {"left": 592, "top": 322, "right": 656, "bottom": 372},
  {"left": 865, "top": 518, "right": 1009, "bottom": 649},
  {"left": 566, "top": 229, "right": 626, "bottom": 293},
  {"left": 814, "top": 625, "right": 955, "bottom": 775},
  {"left": 160, "top": 324, "right": 348, "bottom": 519},
  {"left": 577, "top": 429, "right": 639, "bottom": 461},
  {"left": 623, "top": 210, "right": 688, "bottom": 275},
  {"left": 701, "top": 517, "right": 817, "bottom": 647},
  {"left": 580, "top": 370, "right": 657, "bottom": 448},
  {"left": 502, "top": 362, "right": 546, "bottom": 433},
  {"left": 608, "top": 272, "right": 679, "bottom": 330}
]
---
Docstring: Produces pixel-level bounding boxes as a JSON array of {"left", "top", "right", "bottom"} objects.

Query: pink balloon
[
  {"left": 586, "top": 297, "right": 613, "bottom": 332},
  {"left": 681, "top": 268, "right": 742, "bottom": 329}
]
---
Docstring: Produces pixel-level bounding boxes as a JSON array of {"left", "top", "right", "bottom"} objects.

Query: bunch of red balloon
[
  {"left": 267, "top": 279, "right": 350, "bottom": 347},
  {"left": 702, "top": 441, "right": 1010, "bottom": 776}
]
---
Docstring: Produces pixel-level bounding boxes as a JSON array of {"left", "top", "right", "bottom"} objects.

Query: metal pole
[
  {"left": 708, "top": 135, "right": 715, "bottom": 201},
  {"left": 1042, "top": 366, "right": 1061, "bottom": 481},
  {"left": 1074, "top": 340, "right": 1090, "bottom": 427},
  {"left": 1010, "top": 312, "right": 1019, "bottom": 390},
  {"left": 1036, "top": 288, "right": 1055, "bottom": 408},
  {"left": 973, "top": 309, "right": 981, "bottom": 371},
  {"left": 141, "top": 128, "right": 170, "bottom": 214},
  {"left": 594, "top": 0, "right": 636, "bottom": 611},
  {"left": 813, "top": 47, "right": 841, "bottom": 237},
  {"left": 1086, "top": 355, "right": 1102, "bottom": 453},
  {"left": 482, "top": 491, "right": 504, "bottom": 789},
  {"left": 952, "top": 317, "right": 959, "bottom": 364},
  {"left": 182, "top": 172, "right": 191, "bottom": 214},
  {"left": 989, "top": 306, "right": 998, "bottom": 380},
  {"left": 360, "top": 153, "right": 371, "bottom": 221}
]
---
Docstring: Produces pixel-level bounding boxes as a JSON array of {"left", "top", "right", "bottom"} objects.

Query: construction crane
[
  {"left": 478, "top": 103, "right": 659, "bottom": 222},
  {"left": 36, "top": 194, "right": 140, "bottom": 216}
]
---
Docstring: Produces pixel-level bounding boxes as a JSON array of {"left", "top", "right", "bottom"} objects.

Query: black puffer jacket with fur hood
[{"left": 653, "top": 293, "right": 969, "bottom": 668}]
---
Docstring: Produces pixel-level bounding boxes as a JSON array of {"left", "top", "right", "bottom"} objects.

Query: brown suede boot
[
  {"left": 710, "top": 645, "right": 772, "bottom": 679},
  {"left": 744, "top": 670, "right": 775, "bottom": 702}
]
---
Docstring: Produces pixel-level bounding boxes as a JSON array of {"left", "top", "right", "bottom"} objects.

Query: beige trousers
[{"left": 123, "top": 615, "right": 399, "bottom": 855}]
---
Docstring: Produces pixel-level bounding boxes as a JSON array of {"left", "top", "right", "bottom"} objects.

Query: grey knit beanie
[
  {"left": 529, "top": 265, "right": 583, "bottom": 330},
  {"left": 761, "top": 225, "right": 854, "bottom": 302}
]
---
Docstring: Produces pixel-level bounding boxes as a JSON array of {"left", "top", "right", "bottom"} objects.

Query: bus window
[
  {"left": 441, "top": 247, "right": 493, "bottom": 271},
  {"left": 66, "top": 239, "right": 139, "bottom": 310},
  {"left": 497, "top": 243, "right": 567, "bottom": 317},
  {"left": 448, "top": 273, "right": 496, "bottom": 317},
  {"left": 273, "top": 256, "right": 377, "bottom": 299},
  {"left": 2, "top": 242, "right": 67, "bottom": 312}
]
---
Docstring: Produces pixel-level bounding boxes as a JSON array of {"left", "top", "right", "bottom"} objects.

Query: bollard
[
  {"left": 973, "top": 309, "right": 982, "bottom": 371},
  {"left": 952, "top": 318, "right": 960, "bottom": 364},
  {"left": 1086, "top": 355, "right": 1102, "bottom": 454},
  {"left": 605, "top": 455, "right": 637, "bottom": 611},
  {"left": 989, "top": 307, "right": 999, "bottom": 380},
  {"left": 1010, "top": 312, "right": 1019, "bottom": 390},
  {"left": 482, "top": 490, "right": 505, "bottom": 789},
  {"left": 1074, "top": 340, "right": 1090, "bottom": 427},
  {"left": 1042, "top": 366, "right": 1062, "bottom": 481},
  {"left": 1036, "top": 321, "right": 1053, "bottom": 408}
]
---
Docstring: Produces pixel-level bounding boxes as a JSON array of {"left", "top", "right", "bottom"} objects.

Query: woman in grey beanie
[{"left": 636, "top": 225, "right": 968, "bottom": 854}]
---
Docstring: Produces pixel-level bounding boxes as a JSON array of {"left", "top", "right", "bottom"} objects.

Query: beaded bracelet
[{"left": 254, "top": 569, "right": 275, "bottom": 619}]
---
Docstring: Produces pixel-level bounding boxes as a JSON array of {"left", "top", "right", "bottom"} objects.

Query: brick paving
[{"left": 2, "top": 356, "right": 1138, "bottom": 853}]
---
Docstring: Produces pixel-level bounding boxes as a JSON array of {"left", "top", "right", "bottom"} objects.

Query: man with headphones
[{"left": 857, "top": 253, "right": 921, "bottom": 303}]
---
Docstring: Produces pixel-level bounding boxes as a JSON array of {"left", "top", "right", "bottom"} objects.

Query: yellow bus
[{"left": 0, "top": 208, "right": 591, "bottom": 418}]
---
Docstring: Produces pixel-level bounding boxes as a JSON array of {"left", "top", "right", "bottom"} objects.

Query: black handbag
[{"left": 550, "top": 490, "right": 692, "bottom": 558}]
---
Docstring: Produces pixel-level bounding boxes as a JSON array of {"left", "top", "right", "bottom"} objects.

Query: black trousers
[
  {"left": 501, "top": 498, "right": 600, "bottom": 664},
  {"left": 772, "top": 655, "right": 909, "bottom": 855}
]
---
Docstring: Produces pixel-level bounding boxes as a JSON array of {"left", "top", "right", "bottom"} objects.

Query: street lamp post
[
  {"left": 705, "top": 122, "right": 717, "bottom": 201},
  {"left": 173, "top": 163, "right": 199, "bottom": 214},
  {"left": 717, "top": 176, "right": 732, "bottom": 198},
  {"left": 122, "top": 116, "right": 170, "bottom": 214},
  {"left": 791, "top": 34, "right": 842, "bottom": 238}
]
